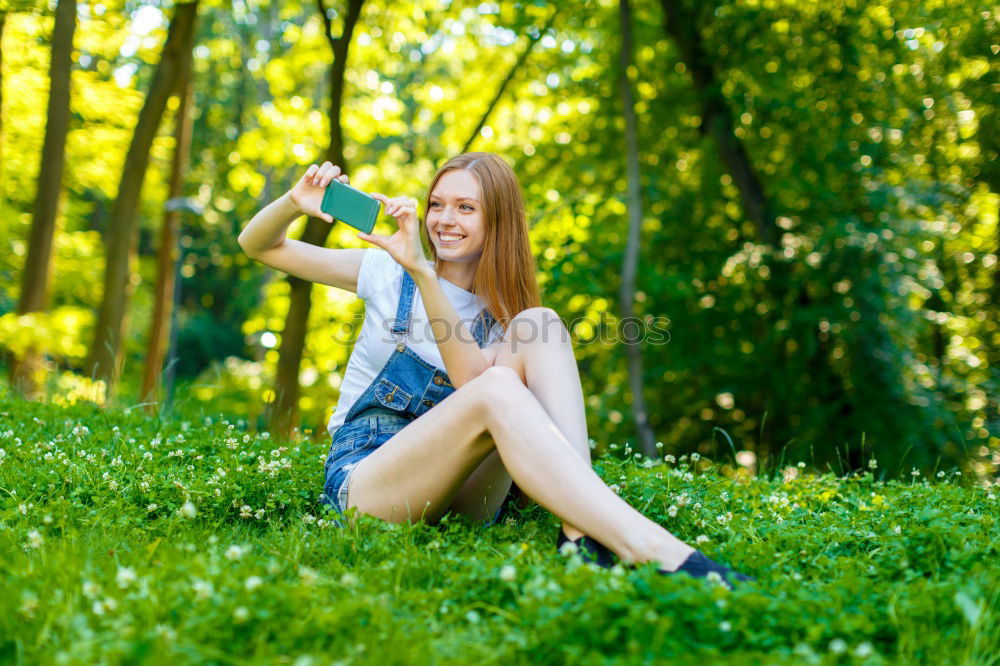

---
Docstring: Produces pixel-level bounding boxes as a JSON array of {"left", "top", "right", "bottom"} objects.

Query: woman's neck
[{"left": 436, "top": 259, "right": 478, "bottom": 292}]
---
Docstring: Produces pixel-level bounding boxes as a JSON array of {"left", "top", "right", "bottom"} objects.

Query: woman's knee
[
  {"left": 464, "top": 365, "right": 526, "bottom": 411},
  {"left": 508, "top": 307, "right": 570, "bottom": 350},
  {"left": 478, "top": 364, "right": 525, "bottom": 391}
]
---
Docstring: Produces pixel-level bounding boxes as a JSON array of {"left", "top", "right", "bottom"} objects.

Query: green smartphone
[{"left": 320, "top": 179, "right": 381, "bottom": 234}]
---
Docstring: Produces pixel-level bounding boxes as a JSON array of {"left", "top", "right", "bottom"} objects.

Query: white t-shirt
[{"left": 326, "top": 249, "right": 503, "bottom": 436}]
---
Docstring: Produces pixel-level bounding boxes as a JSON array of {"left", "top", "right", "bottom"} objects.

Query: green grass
[{"left": 1, "top": 393, "right": 998, "bottom": 665}]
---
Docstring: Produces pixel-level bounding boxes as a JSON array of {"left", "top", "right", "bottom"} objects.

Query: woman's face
[{"left": 425, "top": 169, "right": 486, "bottom": 263}]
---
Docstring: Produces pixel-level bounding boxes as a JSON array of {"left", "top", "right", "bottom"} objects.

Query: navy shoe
[
  {"left": 556, "top": 527, "right": 616, "bottom": 569},
  {"left": 659, "top": 549, "right": 755, "bottom": 589}
]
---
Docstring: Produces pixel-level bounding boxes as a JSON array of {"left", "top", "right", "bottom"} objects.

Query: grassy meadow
[{"left": 1, "top": 392, "right": 998, "bottom": 665}]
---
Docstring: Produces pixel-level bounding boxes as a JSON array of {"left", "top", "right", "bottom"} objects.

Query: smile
[{"left": 437, "top": 232, "right": 467, "bottom": 244}]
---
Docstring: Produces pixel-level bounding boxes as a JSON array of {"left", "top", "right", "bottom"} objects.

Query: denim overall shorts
[{"left": 321, "top": 268, "right": 507, "bottom": 525}]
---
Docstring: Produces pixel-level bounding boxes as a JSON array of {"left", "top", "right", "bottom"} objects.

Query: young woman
[{"left": 238, "top": 152, "right": 752, "bottom": 586}]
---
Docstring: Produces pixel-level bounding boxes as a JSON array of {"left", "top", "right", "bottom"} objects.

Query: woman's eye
[
  {"left": 430, "top": 202, "right": 441, "bottom": 208},
  {"left": 461, "top": 204, "right": 473, "bottom": 211}
]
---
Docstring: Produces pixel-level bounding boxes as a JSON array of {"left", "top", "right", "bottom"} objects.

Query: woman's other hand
[
  {"left": 360, "top": 193, "right": 433, "bottom": 276},
  {"left": 288, "top": 161, "right": 349, "bottom": 223}
]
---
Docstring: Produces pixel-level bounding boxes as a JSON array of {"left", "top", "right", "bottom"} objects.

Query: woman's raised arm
[{"left": 237, "top": 162, "right": 366, "bottom": 293}]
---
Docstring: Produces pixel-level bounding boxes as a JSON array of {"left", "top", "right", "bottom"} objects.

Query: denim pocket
[
  {"left": 374, "top": 378, "right": 413, "bottom": 411},
  {"left": 327, "top": 422, "right": 372, "bottom": 460}
]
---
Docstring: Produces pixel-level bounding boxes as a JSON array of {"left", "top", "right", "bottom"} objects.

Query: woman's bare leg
[
  {"left": 492, "top": 307, "right": 592, "bottom": 539},
  {"left": 446, "top": 306, "right": 587, "bottom": 526},
  {"left": 344, "top": 365, "right": 695, "bottom": 570}
]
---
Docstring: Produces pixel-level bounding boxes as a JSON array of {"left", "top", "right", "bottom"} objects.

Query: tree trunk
[
  {"left": 0, "top": 10, "right": 7, "bottom": 182},
  {"left": 10, "top": 0, "right": 77, "bottom": 398},
  {"left": 141, "top": 80, "right": 194, "bottom": 414},
  {"left": 86, "top": 1, "right": 199, "bottom": 402},
  {"left": 266, "top": 0, "right": 364, "bottom": 438},
  {"left": 659, "top": 0, "right": 777, "bottom": 247},
  {"left": 617, "top": 0, "right": 657, "bottom": 459}
]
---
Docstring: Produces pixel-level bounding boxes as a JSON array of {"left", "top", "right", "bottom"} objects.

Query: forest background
[{"left": 0, "top": 0, "right": 996, "bottom": 480}]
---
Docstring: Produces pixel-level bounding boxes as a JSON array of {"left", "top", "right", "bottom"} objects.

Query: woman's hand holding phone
[
  {"left": 358, "top": 193, "right": 433, "bottom": 277},
  {"left": 288, "top": 161, "right": 350, "bottom": 223}
]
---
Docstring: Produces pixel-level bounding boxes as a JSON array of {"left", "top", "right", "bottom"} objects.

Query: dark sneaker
[
  {"left": 659, "top": 549, "right": 755, "bottom": 589},
  {"left": 556, "top": 527, "right": 616, "bottom": 568}
]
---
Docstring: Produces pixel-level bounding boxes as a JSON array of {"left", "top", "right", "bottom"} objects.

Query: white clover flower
[
  {"left": 868, "top": 458, "right": 877, "bottom": 470},
  {"left": 719, "top": 621, "right": 732, "bottom": 632},
  {"left": 143, "top": 451, "right": 153, "bottom": 461},
  {"left": 854, "top": 642, "right": 874, "bottom": 658},
  {"left": 26, "top": 530, "right": 43, "bottom": 549},
  {"left": 695, "top": 535, "right": 709, "bottom": 545},
  {"left": 18, "top": 503, "right": 27, "bottom": 515},
  {"left": 302, "top": 514, "right": 316, "bottom": 525},
  {"left": 192, "top": 579, "right": 213, "bottom": 600},
  {"left": 667, "top": 505, "right": 679, "bottom": 518},
  {"left": 937, "top": 470, "right": 945, "bottom": 478},
  {"left": 911, "top": 468, "right": 920, "bottom": 477},
  {"left": 19, "top": 593, "right": 39, "bottom": 617},
  {"left": 499, "top": 565, "right": 517, "bottom": 582},
  {"left": 340, "top": 573, "right": 358, "bottom": 587},
  {"left": 180, "top": 501, "right": 197, "bottom": 519},
  {"left": 829, "top": 639, "right": 847, "bottom": 654},
  {"left": 559, "top": 541, "right": 579, "bottom": 556},
  {"left": 298, "top": 567, "right": 319, "bottom": 586},
  {"left": 91, "top": 600, "right": 105, "bottom": 616},
  {"left": 244, "top": 576, "right": 263, "bottom": 591},
  {"left": 116, "top": 567, "right": 137, "bottom": 589},
  {"left": 254, "top": 509, "right": 265, "bottom": 520},
  {"left": 225, "top": 545, "right": 245, "bottom": 561},
  {"left": 233, "top": 606, "right": 250, "bottom": 623},
  {"left": 102, "top": 597, "right": 117, "bottom": 612},
  {"left": 82, "top": 581, "right": 100, "bottom": 598},
  {"left": 893, "top": 525, "right": 901, "bottom": 535},
  {"left": 147, "top": 503, "right": 158, "bottom": 513},
  {"left": 690, "top": 453, "right": 700, "bottom": 462},
  {"left": 797, "top": 462, "right": 805, "bottom": 468},
  {"left": 239, "top": 505, "right": 253, "bottom": 519},
  {"left": 664, "top": 454, "right": 676, "bottom": 464},
  {"left": 155, "top": 624, "right": 176, "bottom": 641}
]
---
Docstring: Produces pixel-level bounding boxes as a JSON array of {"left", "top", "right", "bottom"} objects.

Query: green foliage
[
  {"left": 0, "top": 0, "right": 996, "bottom": 476},
  {"left": 1, "top": 394, "right": 998, "bottom": 663}
]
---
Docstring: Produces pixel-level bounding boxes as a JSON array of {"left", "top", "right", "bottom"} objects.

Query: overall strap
[
  {"left": 471, "top": 308, "right": 497, "bottom": 348},
  {"left": 391, "top": 270, "right": 417, "bottom": 345}
]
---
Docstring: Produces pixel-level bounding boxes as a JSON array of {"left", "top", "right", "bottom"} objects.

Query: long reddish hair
[{"left": 421, "top": 152, "right": 541, "bottom": 333}]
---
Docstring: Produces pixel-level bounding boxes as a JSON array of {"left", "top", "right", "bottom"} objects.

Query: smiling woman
[{"left": 237, "top": 151, "right": 753, "bottom": 588}]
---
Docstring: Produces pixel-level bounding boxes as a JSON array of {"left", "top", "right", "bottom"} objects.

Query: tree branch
[{"left": 461, "top": 8, "right": 558, "bottom": 154}]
